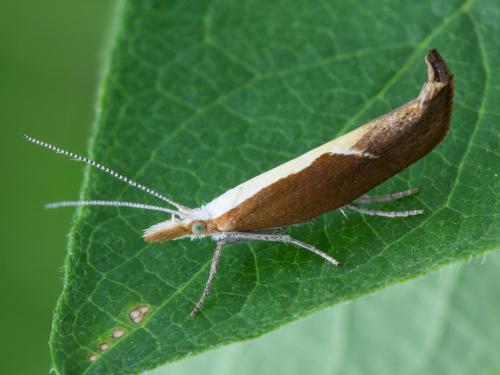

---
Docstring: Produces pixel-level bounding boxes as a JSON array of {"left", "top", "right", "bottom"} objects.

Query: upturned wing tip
[{"left": 425, "top": 49, "right": 453, "bottom": 84}]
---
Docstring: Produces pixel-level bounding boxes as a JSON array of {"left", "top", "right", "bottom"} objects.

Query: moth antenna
[
  {"left": 45, "top": 200, "right": 181, "bottom": 215},
  {"left": 23, "top": 134, "right": 192, "bottom": 214}
]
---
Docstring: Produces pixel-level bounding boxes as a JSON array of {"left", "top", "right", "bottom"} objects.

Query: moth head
[{"left": 143, "top": 218, "right": 211, "bottom": 242}]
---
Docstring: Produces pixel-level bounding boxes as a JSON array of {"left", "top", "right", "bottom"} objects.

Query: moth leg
[
  {"left": 345, "top": 203, "right": 424, "bottom": 218},
  {"left": 223, "top": 232, "right": 340, "bottom": 266},
  {"left": 338, "top": 208, "right": 349, "bottom": 219},
  {"left": 190, "top": 239, "right": 230, "bottom": 317},
  {"left": 284, "top": 236, "right": 340, "bottom": 266},
  {"left": 251, "top": 227, "right": 288, "bottom": 235},
  {"left": 253, "top": 220, "right": 313, "bottom": 234},
  {"left": 355, "top": 188, "right": 419, "bottom": 204}
]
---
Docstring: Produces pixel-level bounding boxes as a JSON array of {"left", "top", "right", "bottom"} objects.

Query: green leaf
[
  {"left": 50, "top": 0, "right": 499, "bottom": 374},
  {"left": 148, "top": 251, "right": 500, "bottom": 375}
]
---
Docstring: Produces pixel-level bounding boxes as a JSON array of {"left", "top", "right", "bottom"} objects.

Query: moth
[{"left": 25, "top": 49, "right": 453, "bottom": 317}]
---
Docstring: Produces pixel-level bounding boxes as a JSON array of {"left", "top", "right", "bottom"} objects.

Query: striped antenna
[
  {"left": 24, "top": 134, "right": 192, "bottom": 216},
  {"left": 46, "top": 200, "right": 181, "bottom": 215}
]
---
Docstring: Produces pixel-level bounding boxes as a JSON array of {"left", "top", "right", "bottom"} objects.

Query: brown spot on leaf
[
  {"left": 111, "top": 328, "right": 126, "bottom": 339},
  {"left": 129, "top": 304, "right": 150, "bottom": 324}
]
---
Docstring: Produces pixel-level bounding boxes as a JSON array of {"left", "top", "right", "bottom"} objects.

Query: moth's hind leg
[
  {"left": 344, "top": 204, "right": 423, "bottom": 218},
  {"left": 355, "top": 188, "right": 419, "bottom": 204},
  {"left": 346, "top": 188, "right": 423, "bottom": 218}
]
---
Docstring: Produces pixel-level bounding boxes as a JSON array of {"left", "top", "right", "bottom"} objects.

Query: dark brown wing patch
[{"left": 214, "top": 49, "right": 453, "bottom": 232}]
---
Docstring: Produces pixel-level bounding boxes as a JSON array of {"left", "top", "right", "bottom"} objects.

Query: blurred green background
[
  {"left": 0, "top": 1, "right": 113, "bottom": 374},
  {"left": 1, "top": 2, "right": 499, "bottom": 375}
]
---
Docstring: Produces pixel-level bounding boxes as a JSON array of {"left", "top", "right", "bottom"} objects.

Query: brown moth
[{"left": 25, "top": 49, "right": 453, "bottom": 317}]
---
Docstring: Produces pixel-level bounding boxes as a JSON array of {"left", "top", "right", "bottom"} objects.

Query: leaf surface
[
  {"left": 50, "top": 0, "right": 500, "bottom": 373},
  {"left": 149, "top": 251, "right": 500, "bottom": 375}
]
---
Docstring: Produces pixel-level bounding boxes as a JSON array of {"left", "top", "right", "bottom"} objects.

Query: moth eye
[{"left": 191, "top": 221, "right": 207, "bottom": 235}]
